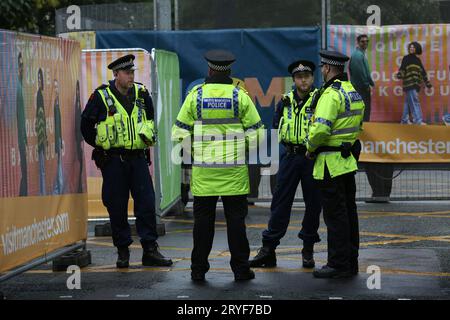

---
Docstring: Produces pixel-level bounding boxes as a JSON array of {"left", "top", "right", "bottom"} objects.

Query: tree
[{"left": 0, "top": 0, "right": 151, "bottom": 36}]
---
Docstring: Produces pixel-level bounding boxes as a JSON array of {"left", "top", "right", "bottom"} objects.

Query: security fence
[
  {"left": 252, "top": 164, "right": 450, "bottom": 201},
  {"left": 55, "top": 2, "right": 154, "bottom": 34}
]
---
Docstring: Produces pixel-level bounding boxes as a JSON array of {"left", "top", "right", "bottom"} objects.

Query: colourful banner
[
  {"left": 359, "top": 123, "right": 450, "bottom": 163},
  {"left": 0, "top": 30, "right": 87, "bottom": 273},
  {"left": 59, "top": 31, "right": 96, "bottom": 50},
  {"left": 80, "top": 49, "right": 153, "bottom": 217},
  {"left": 153, "top": 49, "right": 181, "bottom": 211},
  {"left": 329, "top": 24, "right": 450, "bottom": 124}
]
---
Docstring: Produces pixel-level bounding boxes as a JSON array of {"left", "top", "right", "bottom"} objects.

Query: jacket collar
[
  {"left": 323, "top": 73, "right": 348, "bottom": 90},
  {"left": 205, "top": 74, "right": 233, "bottom": 85}
]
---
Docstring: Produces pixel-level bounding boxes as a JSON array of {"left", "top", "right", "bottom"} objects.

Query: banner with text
[
  {"left": 359, "top": 123, "right": 450, "bottom": 163},
  {"left": 0, "top": 30, "right": 87, "bottom": 273},
  {"left": 329, "top": 24, "right": 450, "bottom": 124}
]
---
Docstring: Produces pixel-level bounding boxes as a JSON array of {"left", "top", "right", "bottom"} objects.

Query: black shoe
[
  {"left": 365, "top": 196, "right": 389, "bottom": 203},
  {"left": 234, "top": 269, "right": 255, "bottom": 281},
  {"left": 142, "top": 243, "right": 173, "bottom": 266},
  {"left": 116, "top": 247, "right": 130, "bottom": 268},
  {"left": 302, "top": 249, "right": 315, "bottom": 269},
  {"left": 313, "top": 265, "right": 352, "bottom": 279},
  {"left": 191, "top": 271, "right": 206, "bottom": 282},
  {"left": 249, "top": 247, "right": 276, "bottom": 268}
]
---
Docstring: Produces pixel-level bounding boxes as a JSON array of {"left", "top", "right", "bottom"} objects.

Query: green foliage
[{"left": 0, "top": 0, "right": 149, "bottom": 36}]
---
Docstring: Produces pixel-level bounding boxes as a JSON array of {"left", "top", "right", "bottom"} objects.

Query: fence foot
[
  {"left": 52, "top": 249, "right": 92, "bottom": 272},
  {"left": 95, "top": 222, "right": 112, "bottom": 237}
]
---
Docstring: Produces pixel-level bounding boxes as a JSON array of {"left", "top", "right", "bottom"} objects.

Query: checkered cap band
[
  {"left": 112, "top": 59, "right": 134, "bottom": 71},
  {"left": 292, "top": 65, "right": 312, "bottom": 73},
  {"left": 207, "top": 61, "right": 231, "bottom": 71},
  {"left": 321, "top": 57, "right": 346, "bottom": 66}
]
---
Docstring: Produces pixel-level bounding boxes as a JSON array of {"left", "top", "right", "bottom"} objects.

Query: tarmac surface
[{"left": 1, "top": 201, "right": 450, "bottom": 300}]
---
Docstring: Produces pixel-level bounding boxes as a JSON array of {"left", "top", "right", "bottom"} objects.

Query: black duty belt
[
  {"left": 286, "top": 144, "right": 307, "bottom": 155},
  {"left": 106, "top": 149, "right": 146, "bottom": 160}
]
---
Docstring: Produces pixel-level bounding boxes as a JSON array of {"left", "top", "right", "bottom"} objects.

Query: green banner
[{"left": 154, "top": 50, "right": 181, "bottom": 211}]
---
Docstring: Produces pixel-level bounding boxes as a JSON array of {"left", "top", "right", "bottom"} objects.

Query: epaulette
[
  {"left": 96, "top": 84, "right": 109, "bottom": 90},
  {"left": 235, "top": 84, "right": 248, "bottom": 95},
  {"left": 331, "top": 81, "right": 342, "bottom": 91},
  {"left": 281, "top": 93, "right": 291, "bottom": 107},
  {"left": 187, "top": 83, "right": 205, "bottom": 96},
  {"left": 135, "top": 82, "right": 148, "bottom": 93}
]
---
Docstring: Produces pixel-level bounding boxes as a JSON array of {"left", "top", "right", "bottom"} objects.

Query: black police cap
[
  {"left": 107, "top": 54, "right": 137, "bottom": 71},
  {"left": 204, "top": 49, "right": 236, "bottom": 72},
  {"left": 319, "top": 50, "right": 349, "bottom": 66},
  {"left": 288, "top": 60, "right": 316, "bottom": 75}
]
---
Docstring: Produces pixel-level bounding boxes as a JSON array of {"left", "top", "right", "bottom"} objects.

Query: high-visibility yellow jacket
[
  {"left": 172, "top": 82, "right": 264, "bottom": 196},
  {"left": 95, "top": 83, "right": 156, "bottom": 150},
  {"left": 306, "top": 77, "right": 365, "bottom": 180}
]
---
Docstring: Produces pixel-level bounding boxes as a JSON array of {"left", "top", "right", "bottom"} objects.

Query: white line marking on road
[
  {"left": 177, "top": 295, "right": 189, "bottom": 299},
  {"left": 116, "top": 294, "right": 130, "bottom": 298},
  {"left": 59, "top": 295, "right": 73, "bottom": 299},
  {"left": 259, "top": 295, "right": 272, "bottom": 299},
  {"left": 398, "top": 298, "right": 411, "bottom": 300},
  {"left": 329, "top": 297, "right": 343, "bottom": 300}
]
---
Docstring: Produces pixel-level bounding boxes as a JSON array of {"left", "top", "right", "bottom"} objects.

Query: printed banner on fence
[
  {"left": 96, "top": 27, "right": 321, "bottom": 131},
  {"left": 359, "top": 123, "right": 450, "bottom": 163},
  {"left": 153, "top": 49, "right": 181, "bottom": 211},
  {"left": 59, "top": 31, "right": 96, "bottom": 50},
  {"left": 0, "top": 30, "right": 87, "bottom": 273},
  {"left": 329, "top": 24, "right": 450, "bottom": 124},
  {"left": 80, "top": 49, "right": 153, "bottom": 217}
]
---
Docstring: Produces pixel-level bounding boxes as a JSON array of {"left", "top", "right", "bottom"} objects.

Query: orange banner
[
  {"left": 359, "top": 123, "right": 450, "bottom": 163},
  {"left": 0, "top": 194, "right": 88, "bottom": 273}
]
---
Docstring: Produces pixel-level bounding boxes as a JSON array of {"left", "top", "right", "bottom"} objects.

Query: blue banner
[{"left": 96, "top": 28, "right": 321, "bottom": 128}]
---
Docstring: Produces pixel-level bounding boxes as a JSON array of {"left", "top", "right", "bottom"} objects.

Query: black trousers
[
  {"left": 191, "top": 195, "right": 250, "bottom": 274},
  {"left": 262, "top": 152, "right": 322, "bottom": 249},
  {"left": 364, "top": 163, "right": 394, "bottom": 198},
  {"left": 101, "top": 156, "right": 158, "bottom": 248},
  {"left": 316, "top": 167, "right": 359, "bottom": 270}
]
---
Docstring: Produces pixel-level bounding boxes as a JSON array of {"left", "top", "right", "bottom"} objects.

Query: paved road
[{"left": 1, "top": 201, "right": 449, "bottom": 300}]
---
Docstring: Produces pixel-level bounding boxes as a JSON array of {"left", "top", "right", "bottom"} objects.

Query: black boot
[
  {"left": 142, "top": 242, "right": 173, "bottom": 266},
  {"left": 116, "top": 246, "right": 130, "bottom": 268},
  {"left": 234, "top": 269, "right": 255, "bottom": 281},
  {"left": 302, "top": 247, "right": 315, "bottom": 269},
  {"left": 249, "top": 246, "right": 276, "bottom": 268},
  {"left": 313, "top": 265, "right": 352, "bottom": 279}
]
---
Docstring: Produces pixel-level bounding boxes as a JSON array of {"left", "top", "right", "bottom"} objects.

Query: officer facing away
[
  {"left": 172, "top": 50, "right": 264, "bottom": 282},
  {"left": 81, "top": 54, "right": 172, "bottom": 268},
  {"left": 249, "top": 60, "right": 322, "bottom": 269},
  {"left": 305, "top": 50, "right": 364, "bottom": 279}
]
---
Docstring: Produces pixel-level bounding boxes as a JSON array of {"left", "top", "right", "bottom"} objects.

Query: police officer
[
  {"left": 305, "top": 50, "right": 364, "bottom": 278},
  {"left": 81, "top": 54, "right": 172, "bottom": 268},
  {"left": 172, "top": 50, "right": 264, "bottom": 281},
  {"left": 249, "top": 60, "right": 322, "bottom": 269}
]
